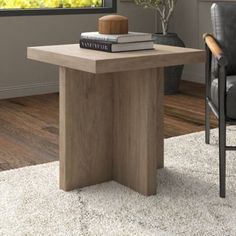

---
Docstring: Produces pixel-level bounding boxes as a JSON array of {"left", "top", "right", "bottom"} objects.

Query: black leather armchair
[{"left": 204, "top": 2, "right": 236, "bottom": 198}]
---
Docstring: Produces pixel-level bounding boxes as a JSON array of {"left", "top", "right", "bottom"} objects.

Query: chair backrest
[{"left": 211, "top": 3, "right": 236, "bottom": 76}]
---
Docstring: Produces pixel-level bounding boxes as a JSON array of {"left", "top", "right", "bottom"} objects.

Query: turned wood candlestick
[{"left": 99, "top": 15, "right": 128, "bottom": 35}]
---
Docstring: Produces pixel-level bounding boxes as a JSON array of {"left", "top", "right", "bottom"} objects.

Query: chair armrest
[{"left": 203, "top": 33, "right": 228, "bottom": 66}]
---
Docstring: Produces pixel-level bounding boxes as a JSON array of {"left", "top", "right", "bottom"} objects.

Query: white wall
[{"left": 0, "top": 1, "right": 156, "bottom": 99}]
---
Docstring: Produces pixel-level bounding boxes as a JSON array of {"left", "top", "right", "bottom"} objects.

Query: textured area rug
[{"left": 1, "top": 128, "right": 236, "bottom": 235}]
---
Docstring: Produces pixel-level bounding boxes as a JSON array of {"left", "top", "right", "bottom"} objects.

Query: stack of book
[{"left": 80, "top": 32, "right": 154, "bottom": 53}]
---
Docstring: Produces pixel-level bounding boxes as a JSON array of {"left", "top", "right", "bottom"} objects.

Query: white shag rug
[{"left": 1, "top": 128, "right": 236, "bottom": 236}]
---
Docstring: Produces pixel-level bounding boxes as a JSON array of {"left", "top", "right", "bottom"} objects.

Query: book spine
[
  {"left": 81, "top": 35, "right": 117, "bottom": 43},
  {"left": 80, "top": 39, "right": 112, "bottom": 52}
]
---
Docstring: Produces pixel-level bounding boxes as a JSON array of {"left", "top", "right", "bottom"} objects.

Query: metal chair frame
[{"left": 204, "top": 34, "right": 236, "bottom": 198}]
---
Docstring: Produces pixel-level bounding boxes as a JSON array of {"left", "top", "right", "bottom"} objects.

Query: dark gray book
[{"left": 80, "top": 39, "right": 154, "bottom": 53}]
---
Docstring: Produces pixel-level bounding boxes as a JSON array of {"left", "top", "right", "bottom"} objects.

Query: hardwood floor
[
  {"left": 164, "top": 81, "right": 217, "bottom": 138},
  {"left": 0, "top": 94, "right": 59, "bottom": 170},
  {"left": 0, "top": 81, "right": 217, "bottom": 171}
]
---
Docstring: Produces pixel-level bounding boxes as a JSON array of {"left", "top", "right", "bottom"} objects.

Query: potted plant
[{"left": 135, "top": 0, "right": 185, "bottom": 94}]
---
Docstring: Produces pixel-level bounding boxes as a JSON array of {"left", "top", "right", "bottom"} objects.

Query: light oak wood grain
[
  {"left": 28, "top": 44, "right": 205, "bottom": 74},
  {"left": 203, "top": 33, "right": 223, "bottom": 59},
  {"left": 59, "top": 67, "right": 164, "bottom": 195},
  {"left": 112, "top": 68, "right": 164, "bottom": 195},
  {"left": 156, "top": 68, "right": 164, "bottom": 169},
  {"left": 28, "top": 43, "right": 205, "bottom": 196},
  {"left": 59, "top": 67, "right": 113, "bottom": 191}
]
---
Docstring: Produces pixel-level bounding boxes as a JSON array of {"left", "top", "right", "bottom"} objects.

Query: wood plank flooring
[
  {"left": 0, "top": 94, "right": 59, "bottom": 170},
  {"left": 0, "top": 81, "right": 217, "bottom": 171},
  {"left": 164, "top": 81, "right": 217, "bottom": 138}
]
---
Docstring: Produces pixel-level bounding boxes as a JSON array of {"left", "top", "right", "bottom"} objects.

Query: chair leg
[
  {"left": 219, "top": 119, "right": 226, "bottom": 198},
  {"left": 205, "top": 44, "right": 212, "bottom": 144},
  {"left": 205, "top": 100, "right": 210, "bottom": 144}
]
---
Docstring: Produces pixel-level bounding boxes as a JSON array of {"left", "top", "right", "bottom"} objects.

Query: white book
[{"left": 81, "top": 32, "right": 153, "bottom": 43}]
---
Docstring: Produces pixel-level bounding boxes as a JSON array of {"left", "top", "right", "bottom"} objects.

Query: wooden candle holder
[{"left": 99, "top": 15, "right": 128, "bottom": 35}]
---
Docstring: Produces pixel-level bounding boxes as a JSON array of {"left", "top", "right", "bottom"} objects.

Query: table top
[{"left": 27, "top": 44, "right": 205, "bottom": 74}]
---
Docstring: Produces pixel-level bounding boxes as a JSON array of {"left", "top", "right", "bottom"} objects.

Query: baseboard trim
[
  {"left": 0, "top": 71, "right": 204, "bottom": 100},
  {"left": 182, "top": 71, "right": 205, "bottom": 84},
  {"left": 0, "top": 81, "right": 59, "bottom": 99}
]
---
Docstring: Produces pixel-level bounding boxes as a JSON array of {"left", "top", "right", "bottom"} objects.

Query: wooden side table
[{"left": 28, "top": 44, "right": 205, "bottom": 196}]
